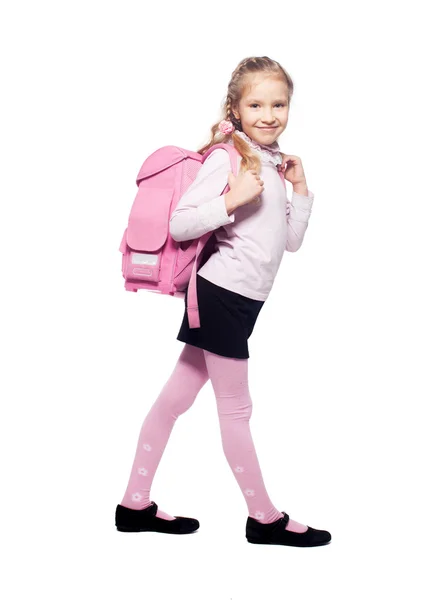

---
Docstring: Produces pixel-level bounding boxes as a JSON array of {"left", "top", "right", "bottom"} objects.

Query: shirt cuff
[
  {"left": 292, "top": 190, "right": 315, "bottom": 210},
  {"left": 197, "top": 194, "right": 236, "bottom": 230}
]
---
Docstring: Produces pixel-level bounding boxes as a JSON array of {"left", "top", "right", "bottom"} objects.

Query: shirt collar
[{"left": 230, "top": 129, "right": 282, "bottom": 166}]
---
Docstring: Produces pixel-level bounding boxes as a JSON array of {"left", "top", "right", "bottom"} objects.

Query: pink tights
[{"left": 120, "top": 344, "right": 308, "bottom": 533}]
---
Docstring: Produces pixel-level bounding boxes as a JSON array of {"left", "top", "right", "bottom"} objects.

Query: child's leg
[
  {"left": 119, "top": 344, "right": 209, "bottom": 519},
  {"left": 203, "top": 349, "right": 308, "bottom": 533}
]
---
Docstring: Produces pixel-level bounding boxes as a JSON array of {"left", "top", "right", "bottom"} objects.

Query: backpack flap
[
  {"left": 127, "top": 145, "right": 202, "bottom": 253},
  {"left": 126, "top": 184, "right": 169, "bottom": 252},
  {"left": 124, "top": 147, "right": 195, "bottom": 284}
]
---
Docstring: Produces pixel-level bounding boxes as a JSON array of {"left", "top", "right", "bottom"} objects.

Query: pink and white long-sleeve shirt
[{"left": 169, "top": 130, "right": 314, "bottom": 301}]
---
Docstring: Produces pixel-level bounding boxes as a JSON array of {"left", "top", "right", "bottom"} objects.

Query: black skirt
[{"left": 176, "top": 274, "right": 265, "bottom": 359}]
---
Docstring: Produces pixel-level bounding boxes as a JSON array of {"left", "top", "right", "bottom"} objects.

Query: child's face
[{"left": 232, "top": 74, "right": 290, "bottom": 145}]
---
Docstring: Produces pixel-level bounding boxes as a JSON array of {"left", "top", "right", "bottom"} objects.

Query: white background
[{"left": 1, "top": 0, "right": 438, "bottom": 598}]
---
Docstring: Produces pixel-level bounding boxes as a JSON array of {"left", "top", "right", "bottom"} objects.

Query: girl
[{"left": 115, "top": 56, "right": 331, "bottom": 548}]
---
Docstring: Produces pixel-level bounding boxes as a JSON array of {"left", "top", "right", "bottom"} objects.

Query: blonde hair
[{"left": 197, "top": 56, "right": 294, "bottom": 174}]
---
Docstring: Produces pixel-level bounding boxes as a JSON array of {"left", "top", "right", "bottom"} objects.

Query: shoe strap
[
  {"left": 272, "top": 511, "right": 289, "bottom": 534},
  {"left": 148, "top": 501, "right": 158, "bottom": 517}
]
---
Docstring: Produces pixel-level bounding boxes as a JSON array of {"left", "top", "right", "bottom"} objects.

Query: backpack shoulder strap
[
  {"left": 278, "top": 167, "right": 287, "bottom": 191},
  {"left": 186, "top": 143, "right": 240, "bottom": 328},
  {"left": 201, "top": 142, "right": 241, "bottom": 166},
  {"left": 203, "top": 142, "right": 287, "bottom": 190}
]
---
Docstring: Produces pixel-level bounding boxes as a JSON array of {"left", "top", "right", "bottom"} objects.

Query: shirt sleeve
[
  {"left": 169, "top": 148, "right": 236, "bottom": 242},
  {"left": 285, "top": 190, "right": 315, "bottom": 252}
]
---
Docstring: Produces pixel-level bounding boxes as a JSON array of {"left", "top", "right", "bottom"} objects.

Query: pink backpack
[{"left": 119, "top": 143, "right": 287, "bottom": 329}]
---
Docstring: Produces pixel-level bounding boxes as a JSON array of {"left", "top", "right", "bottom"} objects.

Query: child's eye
[{"left": 250, "top": 103, "right": 285, "bottom": 108}]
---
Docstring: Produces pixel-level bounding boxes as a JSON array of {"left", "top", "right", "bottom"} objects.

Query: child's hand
[
  {"left": 279, "top": 153, "right": 307, "bottom": 186},
  {"left": 227, "top": 170, "right": 264, "bottom": 207}
]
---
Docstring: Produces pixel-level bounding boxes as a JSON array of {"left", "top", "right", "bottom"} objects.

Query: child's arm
[
  {"left": 169, "top": 149, "right": 236, "bottom": 242},
  {"left": 285, "top": 190, "right": 314, "bottom": 252}
]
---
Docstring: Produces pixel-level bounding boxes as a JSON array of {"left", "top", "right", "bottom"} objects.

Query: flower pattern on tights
[{"left": 132, "top": 442, "right": 264, "bottom": 521}]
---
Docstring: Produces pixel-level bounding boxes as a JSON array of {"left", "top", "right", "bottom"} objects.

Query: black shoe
[
  {"left": 115, "top": 501, "right": 199, "bottom": 534},
  {"left": 246, "top": 512, "right": 331, "bottom": 547}
]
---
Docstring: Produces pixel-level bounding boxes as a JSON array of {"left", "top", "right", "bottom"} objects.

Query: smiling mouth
[{"left": 258, "top": 126, "right": 277, "bottom": 129}]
